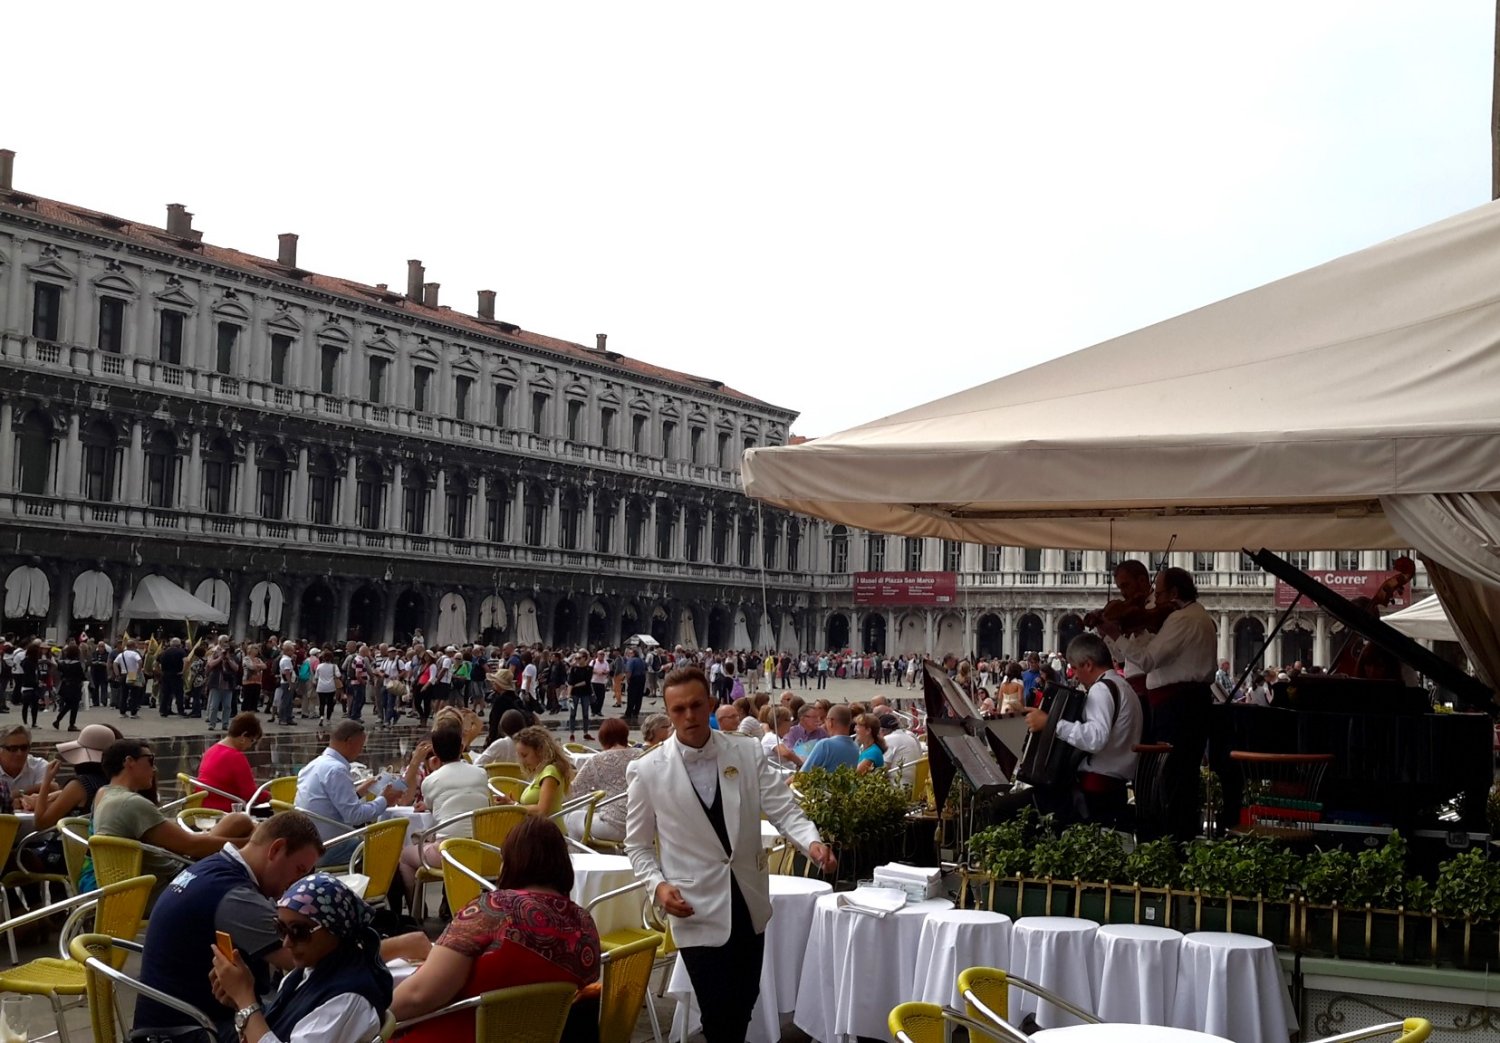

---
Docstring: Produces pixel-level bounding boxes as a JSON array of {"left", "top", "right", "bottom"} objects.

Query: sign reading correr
[
  {"left": 853, "top": 572, "right": 958, "bottom": 606},
  {"left": 1274, "top": 570, "right": 1409, "bottom": 609}
]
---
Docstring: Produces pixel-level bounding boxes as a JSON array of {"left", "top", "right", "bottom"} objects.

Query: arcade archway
[
  {"left": 861, "top": 613, "right": 887, "bottom": 654},
  {"left": 1016, "top": 613, "right": 1044, "bottom": 657},
  {"left": 825, "top": 613, "right": 850, "bottom": 652},
  {"left": 976, "top": 614, "right": 1004, "bottom": 658}
]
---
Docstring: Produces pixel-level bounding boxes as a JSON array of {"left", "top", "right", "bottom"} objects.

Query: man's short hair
[
  {"left": 1066, "top": 633, "right": 1114, "bottom": 670},
  {"left": 1, "top": 724, "right": 29, "bottom": 744},
  {"left": 1160, "top": 566, "right": 1199, "bottom": 603},
  {"left": 226, "top": 712, "right": 262, "bottom": 741},
  {"left": 331, "top": 719, "right": 366, "bottom": 743},
  {"left": 499, "top": 709, "right": 527, "bottom": 737},
  {"left": 103, "top": 739, "right": 150, "bottom": 777},
  {"left": 825, "top": 704, "right": 851, "bottom": 730},
  {"left": 430, "top": 726, "right": 463, "bottom": 763},
  {"left": 250, "top": 810, "right": 325, "bottom": 855},
  {"left": 797, "top": 703, "right": 819, "bottom": 721},
  {"left": 1114, "top": 559, "right": 1150, "bottom": 581},
  {"left": 662, "top": 665, "right": 711, "bottom": 702}
]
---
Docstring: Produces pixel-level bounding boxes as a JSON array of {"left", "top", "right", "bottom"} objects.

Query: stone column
[
  {"left": 0, "top": 400, "right": 13, "bottom": 493},
  {"left": 473, "top": 473, "right": 488, "bottom": 541},
  {"left": 614, "top": 495, "right": 626, "bottom": 556},
  {"left": 61, "top": 412, "right": 82, "bottom": 499},
  {"left": 1217, "top": 612, "right": 1232, "bottom": 664},
  {"left": 387, "top": 461, "right": 404, "bottom": 533},
  {"left": 334, "top": 581, "right": 355, "bottom": 644},
  {"left": 237, "top": 438, "right": 257, "bottom": 515},
  {"left": 194, "top": 295, "right": 213, "bottom": 374},
  {"left": 923, "top": 610, "right": 934, "bottom": 654},
  {"left": 675, "top": 503, "right": 686, "bottom": 558},
  {"left": 585, "top": 486, "right": 597, "bottom": 550},
  {"left": 72, "top": 256, "right": 93, "bottom": 349},
  {"left": 379, "top": 591, "right": 399, "bottom": 645},
  {"left": 291, "top": 446, "right": 309, "bottom": 522},
  {"left": 547, "top": 486, "right": 561, "bottom": 547},
  {"left": 341, "top": 454, "right": 358, "bottom": 528},
  {"left": 3, "top": 235, "right": 26, "bottom": 334},
  {"left": 183, "top": 431, "right": 201, "bottom": 510},
  {"left": 514, "top": 482, "right": 526, "bottom": 543},
  {"left": 431, "top": 468, "right": 446, "bottom": 536},
  {"left": 1042, "top": 608, "right": 1056, "bottom": 652},
  {"left": 123, "top": 421, "right": 145, "bottom": 506},
  {"left": 1314, "top": 614, "right": 1330, "bottom": 669},
  {"left": 284, "top": 578, "right": 304, "bottom": 640}
]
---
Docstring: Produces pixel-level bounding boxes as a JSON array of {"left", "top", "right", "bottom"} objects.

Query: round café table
[
  {"left": 793, "top": 894, "right": 954, "bottom": 1043},
  {"left": 1170, "top": 932, "right": 1297, "bottom": 1043},
  {"left": 1009, "top": 917, "right": 1100, "bottom": 1030},
  {"left": 569, "top": 852, "right": 638, "bottom": 935},
  {"left": 667, "top": 875, "right": 831, "bottom": 1043},
  {"left": 911, "top": 908, "right": 1013, "bottom": 1009},
  {"left": 386, "top": 805, "right": 436, "bottom": 837},
  {"left": 1034, "top": 1026, "right": 1230, "bottom": 1042},
  {"left": 1089, "top": 923, "right": 1182, "bottom": 1025}
]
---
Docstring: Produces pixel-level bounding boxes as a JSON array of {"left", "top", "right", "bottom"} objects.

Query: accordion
[{"left": 1016, "top": 681, "right": 1089, "bottom": 788}]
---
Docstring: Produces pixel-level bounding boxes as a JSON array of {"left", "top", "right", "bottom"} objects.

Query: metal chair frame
[
  {"left": 177, "top": 772, "right": 249, "bottom": 811},
  {"left": 71, "top": 934, "right": 217, "bottom": 1043},
  {"left": 1311, "top": 1020, "right": 1433, "bottom": 1043},
  {"left": 388, "top": 981, "right": 577, "bottom": 1042},
  {"left": 961, "top": 974, "right": 1102, "bottom": 1027}
]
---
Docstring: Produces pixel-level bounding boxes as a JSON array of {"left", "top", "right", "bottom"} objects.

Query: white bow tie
[{"left": 680, "top": 741, "right": 717, "bottom": 765}]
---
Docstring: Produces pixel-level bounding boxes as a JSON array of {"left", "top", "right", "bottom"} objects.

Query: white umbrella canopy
[
  {"left": 1382, "top": 594, "right": 1459, "bottom": 643},
  {"left": 743, "top": 198, "right": 1500, "bottom": 552},
  {"left": 626, "top": 633, "right": 660, "bottom": 648},
  {"left": 123, "top": 574, "right": 228, "bottom": 624}
]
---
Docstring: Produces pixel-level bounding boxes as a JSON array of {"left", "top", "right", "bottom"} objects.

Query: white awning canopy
[
  {"left": 1382, "top": 595, "right": 1458, "bottom": 644},
  {"left": 4, "top": 566, "right": 49, "bottom": 619},
  {"left": 743, "top": 197, "right": 1500, "bottom": 552},
  {"left": 123, "top": 574, "right": 229, "bottom": 624},
  {"left": 72, "top": 570, "right": 114, "bottom": 621}
]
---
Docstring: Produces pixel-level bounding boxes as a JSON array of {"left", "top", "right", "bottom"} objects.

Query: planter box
[
  {"left": 1172, "top": 890, "right": 1296, "bottom": 946},
  {"left": 1299, "top": 903, "right": 1410, "bottom": 963}
]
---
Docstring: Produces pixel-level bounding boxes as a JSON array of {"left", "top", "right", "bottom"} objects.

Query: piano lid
[{"left": 1249, "top": 548, "right": 1495, "bottom": 713}]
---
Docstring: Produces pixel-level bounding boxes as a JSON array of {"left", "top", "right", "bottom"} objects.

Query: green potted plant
[
  {"left": 1430, "top": 848, "right": 1500, "bottom": 969},
  {"left": 1121, "top": 838, "right": 1179, "bottom": 927},
  {"left": 1176, "top": 836, "right": 1299, "bottom": 943},
  {"left": 796, "top": 765, "right": 911, "bottom": 886},
  {"left": 964, "top": 806, "right": 1053, "bottom": 915},
  {"left": 1029, "top": 824, "right": 1129, "bottom": 921}
]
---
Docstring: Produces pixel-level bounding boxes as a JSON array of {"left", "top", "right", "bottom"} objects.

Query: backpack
[{"left": 297, "top": 659, "right": 312, "bottom": 683}]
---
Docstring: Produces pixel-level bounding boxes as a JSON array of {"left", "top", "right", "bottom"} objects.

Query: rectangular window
[
  {"left": 690, "top": 427, "right": 704, "bottom": 465},
  {"left": 493, "top": 385, "right": 511, "bottom": 427},
  {"left": 446, "top": 490, "right": 466, "bottom": 539},
  {"left": 1286, "top": 550, "right": 1312, "bottom": 569},
  {"left": 1023, "top": 547, "right": 1043, "bottom": 572},
  {"left": 661, "top": 420, "right": 676, "bottom": 458},
  {"left": 904, "top": 537, "right": 924, "bottom": 571},
  {"left": 98, "top": 296, "right": 126, "bottom": 353},
  {"left": 1193, "top": 551, "right": 1216, "bottom": 573},
  {"left": 32, "top": 282, "right": 62, "bottom": 341},
  {"left": 455, "top": 377, "right": 472, "bottom": 422},
  {"left": 319, "top": 346, "right": 339, "bottom": 395},
  {"left": 1334, "top": 550, "right": 1361, "bottom": 570},
  {"left": 865, "top": 535, "right": 886, "bottom": 572},
  {"left": 600, "top": 408, "right": 615, "bottom": 449},
  {"left": 486, "top": 492, "right": 507, "bottom": 542},
  {"left": 567, "top": 400, "right": 584, "bottom": 442},
  {"left": 531, "top": 393, "right": 549, "bottom": 436},
  {"left": 1239, "top": 551, "right": 1256, "bottom": 572},
  {"left": 631, "top": 414, "right": 646, "bottom": 454},
  {"left": 1063, "top": 549, "right": 1085, "bottom": 572},
  {"left": 787, "top": 526, "right": 801, "bottom": 571},
  {"left": 214, "top": 322, "right": 238, "bottom": 375},
  {"left": 84, "top": 444, "right": 113, "bottom": 502},
  {"left": 309, "top": 473, "right": 333, "bottom": 526},
  {"left": 368, "top": 357, "right": 388, "bottom": 403},
  {"left": 944, "top": 539, "right": 963, "bottom": 572},
  {"left": 203, "top": 460, "right": 229, "bottom": 514},
  {"left": 258, "top": 467, "right": 285, "bottom": 520},
  {"left": 983, "top": 545, "right": 1004, "bottom": 571},
  {"left": 413, "top": 367, "right": 432, "bottom": 412},
  {"left": 159, "top": 310, "right": 185, "bottom": 365},
  {"left": 717, "top": 431, "right": 731, "bottom": 469},
  {"left": 270, "top": 334, "right": 292, "bottom": 384},
  {"left": 357, "top": 479, "right": 380, "bottom": 530}
]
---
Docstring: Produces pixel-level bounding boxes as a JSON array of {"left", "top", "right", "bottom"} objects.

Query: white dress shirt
[
  {"left": 1137, "top": 601, "right": 1218, "bottom": 689},
  {"left": 679, "top": 741, "right": 720, "bottom": 805},
  {"left": 251, "top": 990, "right": 378, "bottom": 1043},
  {"left": 295, "top": 748, "right": 388, "bottom": 841},
  {"left": 1104, "top": 630, "right": 1153, "bottom": 680},
  {"left": 1054, "top": 670, "right": 1143, "bottom": 780}
]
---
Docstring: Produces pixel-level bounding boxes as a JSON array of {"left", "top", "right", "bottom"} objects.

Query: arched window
[
  {"left": 144, "top": 429, "right": 178, "bottom": 509},
  {"left": 14, "top": 411, "right": 54, "bottom": 495},
  {"left": 81, "top": 420, "right": 116, "bottom": 503},
  {"left": 829, "top": 525, "right": 849, "bottom": 575},
  {"left": 308, "top": 451, "right": 337, "bottom": 526},
  {"left": 257, "top": 445, "right": 289, "bottom": 520},
  {"left": 404, "top": 465, "right": 430, "bottom": 535},
  {"left": 202, "top": 436, "right": 235, "bottom": 515},
  {"left": 356, "top": 461, "right": 384, "bottom": 530}
]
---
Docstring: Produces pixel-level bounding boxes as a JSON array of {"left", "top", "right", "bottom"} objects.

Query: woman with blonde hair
[{"left": 493, "top": 725, "right": 573, "bottom": 818}]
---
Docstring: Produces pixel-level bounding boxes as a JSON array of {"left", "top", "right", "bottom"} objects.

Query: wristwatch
[{"left": 233, "top": 1003, "right": 261, "bottom": 1036}]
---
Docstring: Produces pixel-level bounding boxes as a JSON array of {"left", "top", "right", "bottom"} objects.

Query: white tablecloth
[
  {"left": 1009, "top": 917, "right": 1100, "bottom": 1030},
  {"left": 570, "top": 852, "right": 639, "bottom": 935},
  {"left": 911, "top": 908, "right": 1013, "bottom": 1009},
  {"left": 1090, "top": 923, "right": 1182, "bottom": 1025},
  {"left": 760, "top": 820, "right": 781, "bottom": 849},
  {"left": 667, "top": 876, "right": 831, "bottom": 1043},
  {"left": 387, "top": 805, "right": 436, "bottom": 838},
  {"left": 1170, "top": 932, "right": 1297, "bottom": 1043},
  {"left": 794, "top": 895, "right": 954, "bottom": 1043},
  {"left": 1035, "top": 1026, "right": 1230, "bottom": 1042}
]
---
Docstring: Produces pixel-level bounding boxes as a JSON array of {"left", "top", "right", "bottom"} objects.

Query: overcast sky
[{"left": 5, "top": 2, "right": 1491, "bottom": 435}]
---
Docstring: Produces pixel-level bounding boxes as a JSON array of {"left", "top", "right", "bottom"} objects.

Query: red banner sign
[
  {"left": 854, "top": 572, "right": 958, "bottom": 606},
  {"left": 1275, "top": 570, "right": 1410, "bottom": 609}
]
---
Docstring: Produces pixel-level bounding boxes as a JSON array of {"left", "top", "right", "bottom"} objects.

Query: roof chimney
[
  {"left": 596, "top": 333, "right": 608, "bottom": 352},
  {"left": 406, "top": 260, "right": 424, "bottom": 301},
  {"left": 477, "top": 290, "right": 496, "bottom": 321},
  {"left": 422, "top": 282, "right": 440, "bottom": 308},
  {"left": 0, "top": 150, "right": 13, "bottom": 193},
  {"left": 166, "top": 203, "right": 195, "bottom": 238},
  {"left": 277, "top": 233, "right": 298, "bottom": 267}
]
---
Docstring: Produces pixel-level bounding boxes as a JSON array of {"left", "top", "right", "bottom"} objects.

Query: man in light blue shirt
[
  {"left": 296, "top": 720, "right": 400, "bottom": 866},
  {"left": 816, "top": 654, "right": 830, "bottom": 690},
  {"left": 799, "top": 705, "right": 859, "bottom": 772}
]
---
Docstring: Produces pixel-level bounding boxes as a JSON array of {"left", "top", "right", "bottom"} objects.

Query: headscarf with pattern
[{"left": 277, "top": 872, "right": 372, "bottom": 940}]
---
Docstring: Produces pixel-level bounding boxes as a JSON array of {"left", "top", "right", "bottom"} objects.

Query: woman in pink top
[{"left": 195, "top": 711, "right": 262, "bottom": 811}]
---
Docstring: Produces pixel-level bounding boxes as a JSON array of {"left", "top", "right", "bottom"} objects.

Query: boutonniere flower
[{"left": 723, "top": 766, "right": 739, "bottom": 779}]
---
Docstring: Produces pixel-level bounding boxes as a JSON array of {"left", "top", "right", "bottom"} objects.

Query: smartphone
[{"left": 216, "top": 931, "right": 234, "bottom": 959}]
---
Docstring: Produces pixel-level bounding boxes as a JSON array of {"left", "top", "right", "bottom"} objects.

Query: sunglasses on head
[
  {"left": 275, "top": 921, "right": 324, "bottom": 943},
  {"left": 1, "top": 743, "right": 30, "bottom": 753}
]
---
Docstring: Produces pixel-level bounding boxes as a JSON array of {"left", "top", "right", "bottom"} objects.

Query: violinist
[
  {"left": 1135, "top": 567, "right": 1218, "bottom": 842},
  {"left": 1087, "top": 559, "right": 1155, "bottom": 698}
]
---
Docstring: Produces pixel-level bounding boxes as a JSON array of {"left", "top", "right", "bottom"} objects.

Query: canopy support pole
[{"left": 1233, "top": 589, "right": 1304, "bottom": 698}]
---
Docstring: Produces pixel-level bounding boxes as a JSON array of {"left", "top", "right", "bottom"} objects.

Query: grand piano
[{"left": 1218, "top": 550, "right": 1496, "bottom": 834}]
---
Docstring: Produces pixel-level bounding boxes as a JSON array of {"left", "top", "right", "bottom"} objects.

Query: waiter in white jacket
[{"left": 626, "top": 665, "right": 836, "bottom": 1043}]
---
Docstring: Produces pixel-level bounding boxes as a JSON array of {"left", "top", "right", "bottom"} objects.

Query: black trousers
[
  {"left": 678, "top": 880, "right": 765, "bottom": 1043},
  {"left": 1146, "top": 683, "right": 1212, "bottom": 842},
  {"left": 625, "top": 679, "right": 645, "bottom": 720}
]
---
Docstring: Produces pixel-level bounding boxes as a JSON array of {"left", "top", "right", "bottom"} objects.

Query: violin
[{"left": 1085, "top": 595, "right": 1180, "bottom": 636}]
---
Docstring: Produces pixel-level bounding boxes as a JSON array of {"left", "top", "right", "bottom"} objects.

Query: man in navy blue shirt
[
  {"left": 624, "top": 646, "right": 648, "bottom": 721},
  {"left": 1021, "top": 653, "right": 1043, "bottom": 707}
]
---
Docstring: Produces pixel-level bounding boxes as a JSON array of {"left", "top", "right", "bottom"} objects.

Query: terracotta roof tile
[{"left": 4, "top": 191, "right": 787, "bottom": 414}]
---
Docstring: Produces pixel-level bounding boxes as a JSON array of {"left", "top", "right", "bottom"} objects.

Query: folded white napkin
[{"left": 836, "top": 886, "right": 909, "bottom": 917}]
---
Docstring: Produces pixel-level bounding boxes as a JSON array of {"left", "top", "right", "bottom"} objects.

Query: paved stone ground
[{"left": 8, "top": 676, "right": 916, "bottom": 1042}]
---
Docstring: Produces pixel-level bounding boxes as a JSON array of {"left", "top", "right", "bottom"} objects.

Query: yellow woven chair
[
  {"left": 59, "top": 816, "right": 91, "bottom": 891},
  {"left": 957, "top": 965, "right": 1101, "bottom": 1028},
  {"left": 178, "top": 806, "right": 228, "bottom": 832},
  {"left": 413, "top": 806, "right": 528, "bottom": 919},
  {"left": 581, "top": 792, "right": 627, "bottom": 854},
  {"left": 889, "top": 1001, "right": 1026, "bottom": 1043},
  {"left": 440, "top": 837, "right": 502, "bottom": 914},
  {"left": 0, "top": 875, "right": 154, "bottom": 1043},
  {"left": 342, "top": 817, "right": 409, "bottom": 908},
  {"left": 564, "top": 742, "right": 594, "bottom": 755},
  {"left": 910, "top": 756, "right": 932, "bottom": 807},
  {"left": 589, "top": 884, "right": 676, "bottom": 1043},
  {"left": 0, "top": 814, "right": 28, "bottom": 962},
  {"left": 485, "top": 761, "right": 526, "bottom": 781},
  {"left": 247, "top": 774, "right": 299, "bottom": 809},
  {"left": 390, "top": 981, "right": 577, "bottom": 1043},
  {"left": 1310, "top": 1019, "right": 1434, "bottom": 1043},
  {"left": 87, "top": 835, "right": 143, "bottom": 886},
  {"left": 488, "top": 776, "right": 527, "bottom": 802},
  {"left": 71, "top": 933, "right": 216, "bottom": 1043},
  {"left": 598, "top": 932, "right": 662, "bottom": 1043}
]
